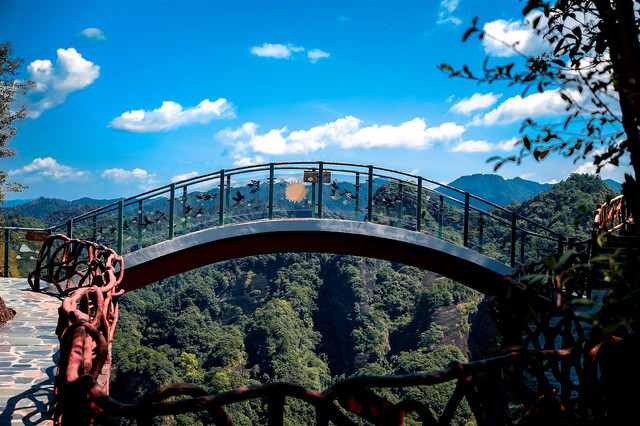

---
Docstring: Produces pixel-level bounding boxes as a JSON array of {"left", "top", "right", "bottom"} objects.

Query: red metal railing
[
  {"left": 29, "top": 235, "right": 123, "bottom": 424},
  {"left": 594, "top": 194, "right": 634, "bottom": 235}
]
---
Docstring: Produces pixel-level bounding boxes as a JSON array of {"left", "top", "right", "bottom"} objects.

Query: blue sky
[{"left": 1, "top": 0, "right": 631, "bottom": 201}]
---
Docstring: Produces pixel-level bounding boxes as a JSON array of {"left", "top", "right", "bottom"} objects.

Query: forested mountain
[
  {"left": 513, "top": 174, "right": 618, "bottom": 240},
  {"left": 6, "top": 197, "right": 85, "bottom": 220},
  {"left": 5, "top": 196, "right": 117, "bottom": 222},
  {"left": 436, "top": 174, "right": 553, "bottom": 207}
]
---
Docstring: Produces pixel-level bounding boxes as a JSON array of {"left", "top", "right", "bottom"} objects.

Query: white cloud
[
  {"left": 79, "top": 27, "right": 106, "bottom": 40},
  {"left": 110, "top": 98, "right": 234, "bottom": 133},
  {"left": 472, "top": 89, "right": 583, "bottom": 126},
  {"left": 9, "top": 157, "right": 90, "bottom": 181},
  {"left": 437, "top": 0, "right": 461, "bottom": 25},
  {"left": 494, "top": 137, "right": 518, "bottom": 151},
  {"left": 233, "top": 155, "right": 266, "bottom": 167},
  {"left": 250, "top": 43, "right": 298, "bottom": 59},
  {"left": 24, "top": 48, "right": 100, "bottom": 118},
  {"left": 102, "top": 168, "right": 157, "bottom": 188},
  {"left": 251, "top": 43, "right": 329, "bottom": 63},
  {"left": 308, "top": 49, "right": 330, "bottom": 63},
  {"left": 171, "top": 172, "right": 199, "bottom": 183},
  {"left": 217, "top": 116, "right": 465, "bottom": 157},
  {"left": 451, "top": 140, "right": 492, "bottom": 152},
  {"left": 572, "top": 161, "right": 618, "bottom": 175},
  {"left": 483, "top": 12, "right": 548, "bottom": 57},
  {"left": 451, "top": 137, "right": 517, "bottom": 153},
  {"left": 450, "top": 93, "right": 501, "bottom": 114}
]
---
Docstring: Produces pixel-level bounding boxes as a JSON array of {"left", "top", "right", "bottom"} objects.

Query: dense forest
[{"left": 111, "top": 254, "right": 482, "bottom": 424}]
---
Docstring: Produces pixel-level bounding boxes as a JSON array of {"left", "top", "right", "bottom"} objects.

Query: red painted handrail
[{"left": 594, "top": 194, "right": 634, "bottom": 235}]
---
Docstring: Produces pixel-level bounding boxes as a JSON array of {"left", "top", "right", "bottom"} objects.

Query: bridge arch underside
[{"left": 121, "top": 219, "right": 514, "bottom": 295}]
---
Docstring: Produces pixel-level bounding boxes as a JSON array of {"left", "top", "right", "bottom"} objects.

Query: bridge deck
[{"left": 0, "top": 278, "right": 59, "bottom": 425}]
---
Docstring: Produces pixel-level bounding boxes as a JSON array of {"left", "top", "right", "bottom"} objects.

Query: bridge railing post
[
  {"left": 67, "top": 219, "right": 73, "bottom": 239},
  {"left": 397, "top": 181, "right": 403, "bottom": 228},
  {"left": 138, "top": 200, "right": 143, "bottom": 250},
  {"left": 219, "top": 170, "right": 225, "bottom": 227},
  {"left": 463, "top": 193, "right": 470, "bottom": 247},
  {"left": 355, "top": 172, "right": 361, "bottom": 221},
  {"left": 3, "top": 229, "right": 9, "bottom": 278},
  {"left": 558, "top": 235, "right": 564, "bottom": 254},
  {"left": 92, "top": 215, "right": 97, "bottom": 242},
  {"left": 510, "top": 212, "right": 517, "bottom": 267},
  {"left": 367, "top": 165, "right": 374, "bottom": 222},
  {"left": 117, "top": 200, "right": 124, "bottom": 255},
  {"left": 311, "top": 182, "right": 316, "bottom": 218},
  {"left": 182, "top": 186, "right": 188, "bottom": 235},
  {"left": 520, "top": 230, "right": 526, "bottom": 265},
  {"left": 317, "top": 162, "right": 324, "bottom": 219},
  {"left": 169, "top": 183, "right": 176, "bottom": 240},
  {"left": 416, "top": 177, "right": 422, "bottom": 232},
  {"left": 225, "top": 175, "right": 231, "bottom": 224},
  {"left": 268, "top": 163, "right": 274, "bottom": 220},
  {"left": 438, "top": 195, "right": 444, "bottom": 239}
]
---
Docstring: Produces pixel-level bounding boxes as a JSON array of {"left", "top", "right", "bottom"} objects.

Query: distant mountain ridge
[
  {"left": 5, "top": 196, "right": 119, "bottom": 222},
  {"left": 603, "top": 179, "right": 622, "bottom": 193},
  {"left": 435, "top": 174, "right": 554, "bottom": 208}
]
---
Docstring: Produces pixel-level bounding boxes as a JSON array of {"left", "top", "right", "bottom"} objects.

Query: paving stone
[{"left": 0, "top": 278, "right": 60, "bottom": 424}]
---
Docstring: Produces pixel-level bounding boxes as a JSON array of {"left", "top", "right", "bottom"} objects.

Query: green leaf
[
  {"left": 463, "top": 27, "right": 477, "bottom": 41},
  {"left": 542, "top": 254, "right": 557, "bottom": 271},
  {"left": 563, "top": 114, "right": 573, "bottom": 130},
  {"left": 522, "top": 135, "right": 531, "bottom": 150},
  {"left": 532, "top": 15, "right": 541, "bottom": 29},
  {"left": 538, "top": 149, "right": 550, "bottom": 160},
  {"left": 556, "top": 249, "right": 574, "bottom": 269}
]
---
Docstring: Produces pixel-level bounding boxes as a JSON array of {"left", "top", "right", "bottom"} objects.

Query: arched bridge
[
  {"left": 4, "top": 161, "right": 563, "bottom": 291},
  {"left": 122, "top": 219, "right": 513, "bottom": 294}
]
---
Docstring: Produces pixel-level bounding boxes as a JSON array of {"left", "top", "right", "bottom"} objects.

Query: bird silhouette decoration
[
  {"left": 196, "top": 193, "right": 217, "bottom": 202},
  {"left": 247, "top": 180, "right": 261, "bottom": 193},
  {"left": 341, "top": 189, "right": 358, "bottom": 201},
  {"left": 330, "top": 180, "right": 341, "bottom": 200},
  {"left": 232, "top": 191, "right": 245, "bottom": 206},
  {"left": 142, "top": 215, "right": 155, "bottom": 226}
]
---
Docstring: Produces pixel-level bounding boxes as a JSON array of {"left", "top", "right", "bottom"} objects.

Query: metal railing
[
  {"left": 2, "top": 162, "right": 565, "bottom": 276},
  {"left": 594, "top": 194, "right": 634, "bottom": 236}
]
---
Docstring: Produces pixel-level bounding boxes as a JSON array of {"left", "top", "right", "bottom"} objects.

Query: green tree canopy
[
  {"left": 439, "top": 0, "right": 640, "bottom": 218},
  {"left": 0, "top": 42, "right": 32, "bottom": 206}
]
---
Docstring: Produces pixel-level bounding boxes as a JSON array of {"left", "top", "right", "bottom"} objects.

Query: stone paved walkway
[{"left": 0, "top": 278, "right": 61, "bottom": 425}]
